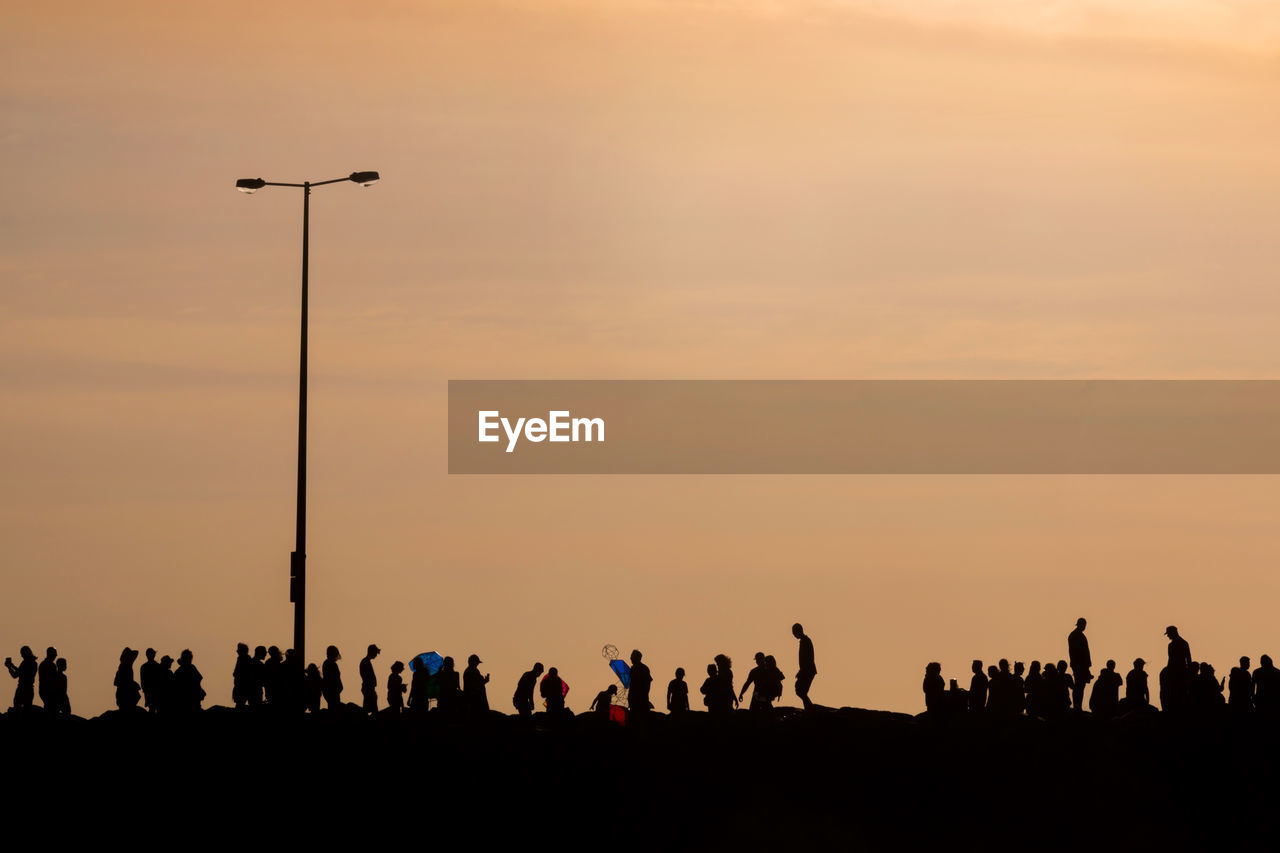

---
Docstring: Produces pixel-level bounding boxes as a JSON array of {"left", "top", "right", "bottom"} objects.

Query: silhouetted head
[
  {"left": 20, "top": 646, "right": 34, "bottom": 660},
  {"left": 715, "top": 654, "right": 732, "bottom": 672},
  {"left": 766, "top": 655, "right": 777, "bottom": 668},
  {"left": 306, "top": 663, "right": 319, "bottom": 676},
  {"left": 792, "top": 623, "right": 804, "bottom": 639},
  {"left": 1134, "top": 658, "right": 1146, "bottom": 671},
  {"left": 998, "top": 659, "right": 1010, "bottom": 674},
  {"left": 1201, "top": 662, "right": 1215, "bottom": 677},
  {"left": 391, "top": 661, "right": 405, "bottom": 673},
  {"left": 972, "top": 660, "right": 983, "bottom": 674},
  {"left": 1262, "top": 655, "right": 1274, "bottom": 669},
  {"left": 237, "top": 643, "right": 248, "bottom": 655},
  {"left": 160, "top": 655, "right": 173, "bottom": 670},
  {"left": 1028, "top": 661, "right": 1041, "bottom": 675},
  {"left": 925, "top": 662, "right": 941, "bottom": 676},
  {"left": 253, "top": 646, "right": 266, "bottom": 660},
  {"left": 120, "top": 647, "right": 136, "bottom": 664},
  {"left": 179, "top": 650, "right": 193, "bottom": 665},
  {"left": 1240, "top": 656, "right": 1250, "bottom": 669},
  {"left": 754, "top": 652, "right": 766, "bottom": 666},
  {"left": 145, "top": 648, "right": 156, "bottom": 661},
  {"left": 268, "top": 646, "right": 282, "bottom": 661},
  {"left": 56, "top": 658, "right": 66, "bottom": 672},
  {"left": 1045, "top": 663, "right": 1057, "bottom": 675},
  {"left": 1106, "top": 660, "right": 1116, "bottom": 671},
  {"left": 443, "top": 656, "right": 454, "bottom": 670},
  {"left": 532, "top": 662, "right": 544, "bottom": 676},
  {"left": 548, "top": 667, "right": 559, "bottom": 678},
  {"left": 1057, "top": 659, "right": 1067, "bottom": 671},
  {"left": 1014, "top": 661, "right": 1024, "bottom": 676},
  {"left": 1165, "top": 626, "right": 1179, "bottom": 639},
  {"left": 707, "top": 664, "right": 717, "bottom": 677},
  {"left": 285, "top": 648, "right": 297, "bottom": 663},
  {"left": 45, "top": 647, "right": 56, "bottom": 660},
  {"left": 675, "top": 667, "right": 685, "bottom": 679},
  {"left": 631, "top": 650, "right": 642, "bottom": 664},
  {"left": 367, "top": 644, "right": 381, "bottom": 658},
  {"left": 1076, "top": 618, "right": 1087, "bottom": 630},
  {"left": 607, "top": 684, "right": 617, "bottom": 696},
  {"left": 468, "top": 654, "right": 482, "bottom": 667},
  {"left": 987, "top": 666, "right": 998, "bottom": 679}
]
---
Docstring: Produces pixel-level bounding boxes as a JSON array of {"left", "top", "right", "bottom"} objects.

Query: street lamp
[{"left": 235, "top": 170, "right": 381, "bottom": 666}]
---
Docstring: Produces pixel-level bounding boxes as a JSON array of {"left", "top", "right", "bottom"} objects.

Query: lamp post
[{"left": 235, "top": 170, "right": 380, "bottom": 666}]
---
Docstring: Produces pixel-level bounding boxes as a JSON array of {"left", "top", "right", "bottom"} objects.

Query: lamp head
[
  {"left": 235, "top": 178, "right": 266, "bottom": 194},
  {"left": 349, "top": 171, "right": 380, "bottom": 187}
]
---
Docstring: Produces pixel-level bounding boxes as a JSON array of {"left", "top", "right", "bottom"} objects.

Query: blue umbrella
[{"left": 409, "top": 651, "right": 444, "bottom": 675}]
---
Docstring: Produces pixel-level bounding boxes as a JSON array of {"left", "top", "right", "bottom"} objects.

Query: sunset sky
[{"left": 3, "top": 1, "right": 1280, "bottom": 715}]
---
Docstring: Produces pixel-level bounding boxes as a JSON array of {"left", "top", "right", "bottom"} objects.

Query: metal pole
[{"left": 291, "top": 182, "right": 310, "bottom": 664}]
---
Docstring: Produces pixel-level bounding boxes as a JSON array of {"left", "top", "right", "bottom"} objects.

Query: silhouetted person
[
  {"left": 667, "top": 668, "right": 689, "bottom": 713},
  {"left": 114, "top": 647, "right": 141, "bottom": 711},
  {"left": 1253, "top": 655, "right": 1280, "bottom": 716},
  {"left": 712, "top": 655, "right": 736, "bottom": 714},
  {"left": 1164, "top": 626, "right": 1192, "bottom": 711},
  {"left": 1228, "top": 657, "right": 1253, "bottom": 713},
  {"left": 360, "top": 644, "right": 381, "bottom": 714},
  {"left": 1042, "top": 663, "right": 1067, "bottom": 719},
  {"left": 464, "top": 654, "right": 490, "bottom": 714},
  {"left": 53, "top": 658, "right": 70, "bottom": 716},
  {"left": 322, "top": 645, "right": 343, "bottom": 710},
  {"left": 1012, "top": 661, "right": 1026, "bottom": 714},
  {"left": 140, "top": 648, "right": 161, "bottom": 713},
  {"left": 283, "top": 648, "right": 304, "bottom": 713},
  {"left": 541, "top": 666, "right": 565, "bottom": 715},
  {"left": 700, "top": 664, "right": 718, "bottom": 711},
  {"left": 387, "top": 661, "right": 406, "bottom": 715},
  {"left": 740, "top": 652, "right": 770, "bottom": 711},
  {"left": 629, "top": 650, "right": 652, "bottom": 718},
  {"left": 793, "top": 623, "right": 817, "bottom": 710},
  {"left": 591, "top": 684, "right": 618, "bottom": 718},
  {"left": 1057, "top": 659, "right": 1074, "bottom": 714},
  {"left": 264, "top": 646, "right": 283, "bottom": 707},
  {"left": 1024, "top": 661, "right": 1044, "bottom": 716},
  {"left": 409, "top": 662, "right": 430, "bottom": 715},
  {"left": 156, "top": 655, "right": 175, "bottom": 713},
  {"left": 174, "top": 649, "right": 205, "bottom": 712},
  {"left": 232, "top": 643, "right": 252, "bottom": 709},
  {"left": 1123, "top": 658, "right": 1150, "bottom": 712},
  {"left": 764, "top": 655, "right": 784, "bottom": 706},
  {"left": 1090, "top": 660, "right": 1122, "bottom": 719},
  {"left": 5, "top": 646, "right": 37, "bottom": 711},
  {"left": 37, "top": 647, "right": 58, "bottom": 711},
  {"left": 513, "top": 663, "right": 544, "bottom": 718},
  {"left": 923, "top": 662, "right": 945, "bottom": 715},
  {"left": 304, "top": 664, "right": 323, "bottom": 714},
  {"left": 1068, "top": 618, "right": 1092, "bottom": 712},
  {"left": 1190, "top": 662, "right": 1225, "bottom": 715},
  {"left": 436, "top": 656, "right": 461, "bottom": 714},
  {"left": 249, "top": 645, "right": 267, "bottom": 707},
  {"left": 968, "top": 660, "right": 988, "bottom": 713}
]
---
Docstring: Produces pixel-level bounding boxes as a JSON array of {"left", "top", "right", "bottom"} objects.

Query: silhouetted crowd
[
  {"left": 3, "top": 624, "right": 823, "bottom": 721},
  {"left": 923, "top": 620, "right": 1280, "bottom": 719}
]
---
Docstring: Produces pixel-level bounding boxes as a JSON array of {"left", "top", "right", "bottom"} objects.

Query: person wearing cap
[
  {"left": 464, "top": 654, "right": 490, "bottom": 714},
  {"left": 1124, "top": 658, "right": 1150, "bottom": 712},
  {"left": 360, "top": 644, "right": 381, "bottom": 715}
]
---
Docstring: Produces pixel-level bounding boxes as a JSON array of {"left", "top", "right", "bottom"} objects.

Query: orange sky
[{"left": 3, "top": 1, "right": 1280, "bottom": 715}]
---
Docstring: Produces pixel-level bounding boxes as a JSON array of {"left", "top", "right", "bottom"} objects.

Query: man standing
[
  {"left": 629, "top": 650, "right": 652, "bottom": 718},
  {"left": 793, "top": 623, "right": 817, "bottom": 710},
  {"left": 1067, "top": 618, "right": 1092, "bottom": 712},
  {"left": 37, "top": 647, "right": 58, "bottom": 712},
  {"left": 359, "top": 644, "right": 380, "bottom": 714},
  {"left": 463, "top": 653, "right": 490, "bottom": 714}
]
